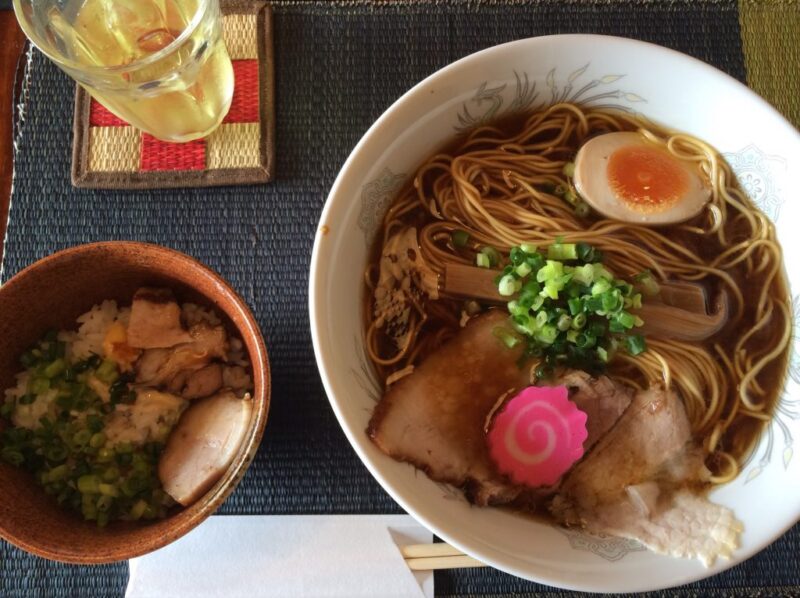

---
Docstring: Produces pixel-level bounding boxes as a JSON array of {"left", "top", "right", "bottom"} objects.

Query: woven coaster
[{"left": 70, "top": 0, "right": 274, "bottom": 189}]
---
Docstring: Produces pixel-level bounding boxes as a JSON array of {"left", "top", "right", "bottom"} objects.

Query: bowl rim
[
  {"left": 0, "top": 240, "right": 271, "bottom": 563},
  {"left": 309, "top": 34, "right": 800, "bottom": 591}
]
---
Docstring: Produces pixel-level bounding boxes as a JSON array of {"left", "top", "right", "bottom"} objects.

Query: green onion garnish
[
  {"left": 451, "top": 229, "right": 470, "bottom": 248},
  {"left": 634, "top": 269, "right": 661, "bottom": 296},
  {"left": 480, "top": 246, "right": 501, "bottom": 268},
  {"left": 547, "top": 242, "right": 578, "bottom": 261},
  {"left": 625, "top": 334, "right": 647, "bottom": 356},
  {"left": 575, "top": 201, "right": 590, "bottom": 218},
  {"left": 498, "top": 274, "right": 517, "bottom": 297},
  {"left": 493, "top": 326, "right": 521, "bottom": 349},
  {"left": 494, "top": 243, "right": 647, "bottom": 372}
]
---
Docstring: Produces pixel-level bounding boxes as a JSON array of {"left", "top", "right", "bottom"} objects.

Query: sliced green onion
[
  {"left": 512, "top": 316, "right": 535, "bottom": 337},
  {"left": 575, "top": 201, "right": 591, "bottom": 218},
  {"left": 576, "top": 243, "right": 599, "bottom": 263},
  {"left": 570, "top": 264, "right": 594, "bottom": 286},
  {"left": 130, "top": 499, "right": 149, "bottom": 520},
  {"left": 536, "top": 260, "right": 564, "bottom": 283},
  {"left": 591, "top": 279, "right": 612, "bottom": 296},
  {"left": 45, "top": 445, "right": 68, "bottom": 462},
  {"left": 451, "top": 229, "right": 470, "bottom": 248},
  {"left": 572, "top": 313, "right": 587, "bottom": 329},
  {"left": 616, "top": 311, "right": 637, "bottom": 329},
  {"left": 601, "top": 292, "right": 621, "bottom": 312},
  {"left": 508, "top": 300, "right": 527, "bottom": 317},
  {"left": 81, "top": 502, "right": 97, "bottom": 521},
  {"left": 476, "top": 253, "right": 491, "bottom": 268},
  {"left": 567, "top": 297, "right": 583, "bottom": 315},
  {"left": 562, "top": 162, "right": 576, "bottom": 177},
  {"left": 492, "top": 326, "right": 521, "bottom": 349},
  {"left": 102, "top": 466, "right": 120, "bottom": 482},
  {"left": 492, "top": 242, "right": 650, "bottom": 380},
  {"left": 73, "top": 429, "right": 92, "bottom": 447},
  {"left": 96, "top": 494, "right": 114, "bottom": 512},
  {"left": 536, "top": 324, "right": 558, "bottom": 345},
  {"left": 625, "top": 334, "right": 647, "bottom": 356},
  {"left": 77, "top": 474, "right": 101, "bottom": 494},
  {"left": 43, "top": 358, "right": 67, "bottom": 379},
  {"left": 481, "top": 246, "right": 502, "bottom": 268},
  {"left": 515, "top": 262, "right": 532, "bottom": 278},
  {"left": 98, "top": 483, "right": 119, "bottom": 498},
  {"left": 94, "top": 360, "right": 119, "bottom": 384},
  {"left": 634, "top": 270, "right": 660, "bottom": 296},
  {"left": 86, "top": 415, "right": 104, "bottom": 434},
  {"left": 609, "top": 320, "right": 625, "bottom": 333},
  {"left": 47, "top": 464, "right": 70, "bottom": 481},
  {"left": 29, "top": 378, "right": 50, "bottom": 394},
  {"left": 547, "top": 243, "right": 578, "bottom": 261}
]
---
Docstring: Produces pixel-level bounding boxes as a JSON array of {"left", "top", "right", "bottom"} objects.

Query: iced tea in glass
[{"left": 14, "top": 0, "right": 234, "bottom": 142}]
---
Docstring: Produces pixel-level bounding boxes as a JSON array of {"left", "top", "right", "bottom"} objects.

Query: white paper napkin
[{"left": 126, "top": 515, "right": 434, "bottom": 598}]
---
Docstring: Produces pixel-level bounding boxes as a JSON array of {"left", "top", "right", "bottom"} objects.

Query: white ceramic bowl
[{"left": 309, "top": 35, "right": 800, "bottom": 592}]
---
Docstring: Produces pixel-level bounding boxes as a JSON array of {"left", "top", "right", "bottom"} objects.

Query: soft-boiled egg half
[{"left": 573, "top": 132, "right": 711, "bottom": 225}]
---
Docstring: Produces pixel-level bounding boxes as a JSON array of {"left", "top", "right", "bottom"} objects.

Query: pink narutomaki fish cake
[{"left": 487, "top": 386, "right": 588, "bottom": 487}]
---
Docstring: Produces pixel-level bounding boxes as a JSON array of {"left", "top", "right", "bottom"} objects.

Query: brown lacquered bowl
[{"left": 0, "top": 242, "right": 270, "bottom": 563}]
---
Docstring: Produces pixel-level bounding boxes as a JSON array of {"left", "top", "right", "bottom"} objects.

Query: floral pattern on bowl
[{"left": 455, "top": 65, "right": 645, "bottom": 133}]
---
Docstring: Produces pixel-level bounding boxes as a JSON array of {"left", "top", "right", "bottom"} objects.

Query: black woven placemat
[{"left": 2, "top": 1, "right": 799, "bottom": 596}]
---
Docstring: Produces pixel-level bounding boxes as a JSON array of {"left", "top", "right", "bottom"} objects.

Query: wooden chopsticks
[{"left": 401, "top": 543, "right": 486, "bottom": 571}]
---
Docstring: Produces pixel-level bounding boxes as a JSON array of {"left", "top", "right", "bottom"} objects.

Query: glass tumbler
[{"left": 13, "top": 0, "right": 235, "bottom": 142}]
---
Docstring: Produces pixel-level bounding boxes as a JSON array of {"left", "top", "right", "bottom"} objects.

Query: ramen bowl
[
  {"left": 310, "top": 35, "right": 800, "bottom": 591},
  {"left": 0, "top": 241, "right": 271, "bottom": 563}
]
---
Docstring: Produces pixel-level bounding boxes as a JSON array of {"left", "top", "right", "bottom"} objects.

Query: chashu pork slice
[
  {"left": 367, "top": 312, "right": 636, "bottom": 505},
  {"left": 553, "top": 370, "right": 633, "bottom": 452},
  {"left": 158, "top": 390, "right": 253, "bottom": 506},
  {"left": 127, "top": 287, "right": 193, "bottom": 349},
  {"left": 136, "top": 323, "right": 228, "bottom": 387},
  {"left": 551, "top": 386, "right": 743, "bottom": 566},
  {"left": 368, "top": 310, "right": 530, "bottom": 506}
]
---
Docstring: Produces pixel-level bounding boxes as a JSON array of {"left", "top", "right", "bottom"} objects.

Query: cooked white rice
[
  {"left": 222, "top": 365, "right": 252, "bottom": 394},
  {"left": 6, "top": 301, "right": 127, "bottom": 428},
  {"left": 57, "top": 300, "right": 130, "bottom": 362},
  {"left": 5, "top": 298, "right": 251, "bottom": 428},
  {"left": 228, "top": 336, "right": 249, "bottom": 367},
  {"left": 182, "top": 303, "right": 222, "bottom": 328}
]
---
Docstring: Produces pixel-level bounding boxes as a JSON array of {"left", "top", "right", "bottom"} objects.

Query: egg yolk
[{"left": 607, "top": 145, "right": 689, "bottom": 213}]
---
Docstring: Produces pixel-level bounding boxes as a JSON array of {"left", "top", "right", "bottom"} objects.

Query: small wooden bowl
[{"left": 0, "top": 242, "right": 270, "bottom": 563}]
